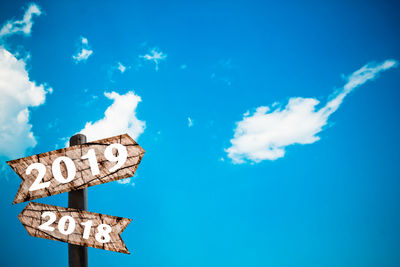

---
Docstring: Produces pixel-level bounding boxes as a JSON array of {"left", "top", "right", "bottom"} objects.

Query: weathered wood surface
[
  {"left": 19, "top": 202, "right": 132, "bottom": 254},
  {"left": 8, "top": 134, "right": 145, "bottom": 204}
]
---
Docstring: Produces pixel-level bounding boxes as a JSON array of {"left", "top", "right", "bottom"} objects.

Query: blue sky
[{"left": 0, "top": 1, "right": 400, "bottom": 266}]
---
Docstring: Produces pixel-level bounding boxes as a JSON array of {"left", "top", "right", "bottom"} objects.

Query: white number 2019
[{"left": 28, "top": 144, "right": 127, "bottom": 192}]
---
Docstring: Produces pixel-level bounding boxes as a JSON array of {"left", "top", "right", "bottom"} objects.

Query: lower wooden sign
[{"left": 18, "top": 202, "right": 132, "bottom": 254}]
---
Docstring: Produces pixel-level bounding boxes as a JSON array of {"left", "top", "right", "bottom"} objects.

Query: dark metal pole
[{"left": 69, "top": 134, "right": 88, "bottom": 267}]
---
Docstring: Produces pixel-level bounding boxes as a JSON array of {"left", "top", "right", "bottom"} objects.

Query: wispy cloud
[
  {"left": 0, "top": 3, "right": 41, "bottom": 40},
  {"left": 47, "top": 118, "right": 60, "bottom": 130},
  {"left": 117, "top": 177, "right": 136, "bottom": 186},
  {"left": 0, "top": 47, "right": 51, "bottom": 159},
  {"left": 211, "top": 59, "right": 235, "bottom": 86},
  {"left": 108, "top": 62, "right": 129, "bottom": 83},
  {"left": 117, "top": 62, "right": 126, "bottom": 73},
  {"left": 81, "top": 94, "right": 99, "bottom": 107},
  {"left": 72, "top": 37, "right": 93, "bottom": 63},
  {"left": 117, "top": 178, "right": 131, "bottom": 184},
  {"left": 139, "top": 48, "right": 167, "bottom": 71},
  {"left": 188, "top": 117, "right": 194, "bottom": 128},
  {"left": 78, "top": 91, "right": 145, "bottom": 142},
  {"left": 226, "top": 60, "right": 398, "bottom": 164}
]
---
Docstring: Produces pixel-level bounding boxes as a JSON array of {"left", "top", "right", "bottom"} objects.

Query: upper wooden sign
[{"left": 8, "top": 134, "right": 145, "bottom": 204}]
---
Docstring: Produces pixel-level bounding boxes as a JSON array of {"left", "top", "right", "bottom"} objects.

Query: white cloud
[
  {"left": 79, "top": 91, "right": 145, "bottom": 142},
  {"left": 117, "top": 62, "right": 126, "bottom": 73},
  {"left": 117, "top": 178, "right": 131, "bottom": 184},
  {"left": 0, "top": 3, "right": 42, "bottom": 39},
  {"left": 108, "top": 62, "right": 129, "bottom": 83},
  {"left": 72, "top": 37, "right": 93, "bottom": 63},
  {"left": 117, "top": 176, "right": 136, "bottom": 186},
  {"left": 139, "top": 48, "right": 167, "bottom": 71},
  {"left": 188, "top": 117, "right": 194, "bottom": 128},
  {"left": 226, "top": 60, "right": 398, "bottom": 164},
  {"left": 0, "top": 47, "right": 51, "bottom": 159},
  {"left": 81, "top": 37, "right": 88, "bottom": 45}
]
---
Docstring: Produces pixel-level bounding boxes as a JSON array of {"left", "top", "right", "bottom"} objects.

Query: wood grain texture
[
  {"left": 8, "top": 134, "right": 145, "bottom": 204},
  {"left": 19, "top": 202, "right": 132, "bottom": 254}
]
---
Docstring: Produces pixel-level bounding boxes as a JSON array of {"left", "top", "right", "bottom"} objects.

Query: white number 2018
[{"left": 38, "top": 212, "right": 112, "bottom": 243}]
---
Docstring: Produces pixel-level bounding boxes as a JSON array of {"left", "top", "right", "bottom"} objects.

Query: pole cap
[{"left": 69, "top": 134, "right": 87, "bottom": 146}]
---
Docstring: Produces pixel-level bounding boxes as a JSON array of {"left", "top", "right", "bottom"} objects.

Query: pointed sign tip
[{"left": 12, "top": 193, "right": 24, "bottom": 205}]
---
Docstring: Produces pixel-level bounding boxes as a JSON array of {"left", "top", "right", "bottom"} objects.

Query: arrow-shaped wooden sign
[
  {"left": 19, "top": 202, "right": 132, "bottom": 254},
  {"left": 8, "top": 134, "right": 145, "bottom": 204}
]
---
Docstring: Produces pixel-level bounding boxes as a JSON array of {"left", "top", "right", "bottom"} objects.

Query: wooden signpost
[
  {"left": 7, "top": 133, "right": 145, "bottom": 266},
  {"left": 8, "top": 134, "right": 145, "bottom": 204},
  {"left": 18, "top": 202, "right": 132, "bottom": 254}
]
